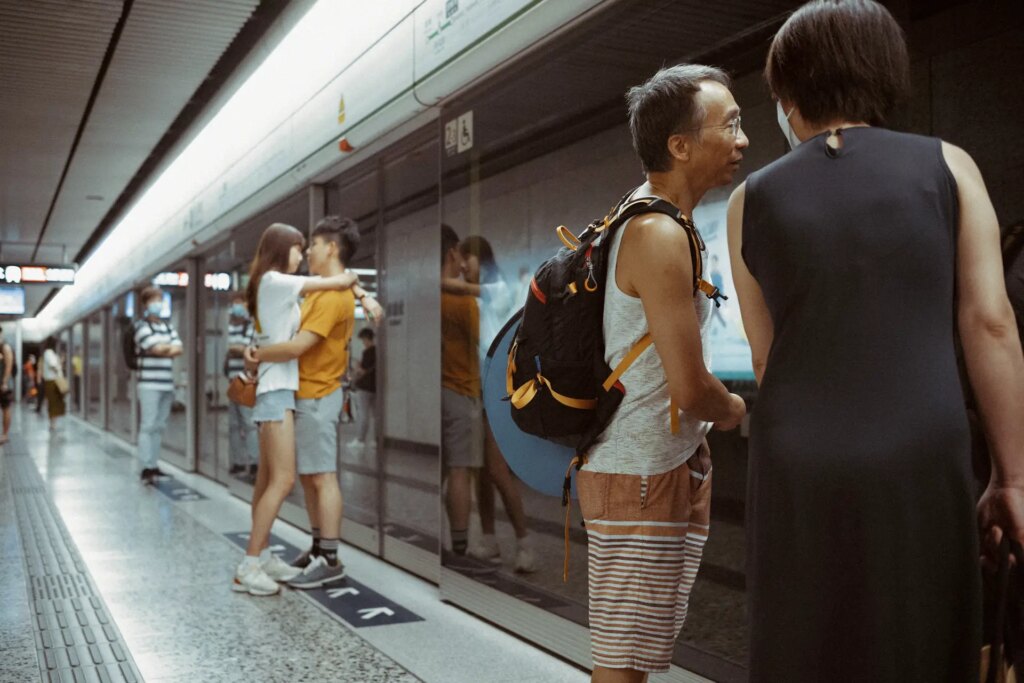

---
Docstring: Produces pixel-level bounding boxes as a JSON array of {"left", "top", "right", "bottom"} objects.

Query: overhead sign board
[
  {"left": 152, "top": 272, "right": 232, "bottom": 291},
  {"left": 0, "top": 264, "right": 77, "bottom": 286}
]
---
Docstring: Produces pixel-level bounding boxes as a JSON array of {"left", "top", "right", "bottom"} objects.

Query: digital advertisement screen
[
  {"left": 0, "top": 286, "right": 26, "bottom": 315},
  {"left": 692, "top": 192, "right": 755, "bottom": 381}
]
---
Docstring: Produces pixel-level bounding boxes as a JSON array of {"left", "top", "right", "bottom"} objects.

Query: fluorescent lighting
[{"left": 42, "top": 1, "right": 412, "bottom": 327}]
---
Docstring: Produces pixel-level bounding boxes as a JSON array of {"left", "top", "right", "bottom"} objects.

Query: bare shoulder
[
  {"left": 729, "top": 181, "right": 747, "bottom": 206},
  {"left": 727, "top": 182, "right": 747, "bottom": 230},
  {"left": 623, "top": 212, "right": 692, "bottom": 252},
  {"left": 940, "top": 141, "right": 982, "bottom": 183},
  {"left": 618, "top": 212, "right": 695, "bottom": 293}
]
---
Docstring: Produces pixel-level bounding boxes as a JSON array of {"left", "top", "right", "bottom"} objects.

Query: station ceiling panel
[{"left": 0, "top": 0, "right": 261, "bottom": 316}]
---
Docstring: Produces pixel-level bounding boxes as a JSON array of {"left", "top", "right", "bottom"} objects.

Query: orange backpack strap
[
  {"left": 562, "top": 453, "right": 587, "bottom": 582},
  {"left": 602, "top": 333, "right": 653, "bottom": 391},
  {"left": 602, "top": 333, "right": 682, "bottom": 435}
]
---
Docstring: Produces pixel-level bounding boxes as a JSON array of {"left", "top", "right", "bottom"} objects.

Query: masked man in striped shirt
[{"left": 134, "top": 286, "right": 183, "bottom": 485}]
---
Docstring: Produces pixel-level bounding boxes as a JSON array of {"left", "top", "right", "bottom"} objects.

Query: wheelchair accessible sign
[{"left": 224, "top": 532, "right": 423, "bottom": 628}]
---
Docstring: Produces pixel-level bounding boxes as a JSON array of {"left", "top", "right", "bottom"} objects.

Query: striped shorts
[{"left": 577, "top": 449, "right": 712, "bottom": 673}]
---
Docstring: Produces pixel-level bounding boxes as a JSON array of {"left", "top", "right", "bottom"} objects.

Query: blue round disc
[{"left": 482, "top": 310, "right": 579, "bottom": 499}]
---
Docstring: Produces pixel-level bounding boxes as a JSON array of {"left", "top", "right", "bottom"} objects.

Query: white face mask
[{"left": 776, "top": 101, "right": 802, "bottom": 150}]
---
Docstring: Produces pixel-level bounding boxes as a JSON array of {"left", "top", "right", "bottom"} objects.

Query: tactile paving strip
[{"left": 6, "top": 447, "right": 144, "bottom": 683}]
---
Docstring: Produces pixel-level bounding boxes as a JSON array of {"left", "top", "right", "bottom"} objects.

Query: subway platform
[{"left": 0, "top": 406, "right": 587, "bottom": 683}]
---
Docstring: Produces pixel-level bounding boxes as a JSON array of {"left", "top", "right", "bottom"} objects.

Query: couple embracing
[{"left": 232, "top": 216, "right": 382, "bottom": 596}]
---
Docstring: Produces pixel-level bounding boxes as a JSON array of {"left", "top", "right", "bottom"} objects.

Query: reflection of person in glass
[
  {"left": 349, "top": 327, "right": 376, "bottom": 452},
  {"left": 225, "top": 292, "right": 258, "bottom": 478},
  {"left": 33, "top": 354, "right": 46, "bottom": 413},
  {"left": 134, "top": 286, "right": 183, "bottom": 485},
  {"left": 442, "top": 236, "right": 536, "bottom": 572},
  {"left": 241, "top": 218, "right": 382, "bottom": 593},
  {"left": 728, "top": 2, "right": 1024, "bottom": 680},
  {"left": 579, "top": 64, "right": 748, "bottom": 683},
  {"left": 234, "top": 222, "right": 366, "bottom": 596},
  {"left": 440, "top": 225, "right": 483, "bottom": 557},
  {"left": 71, "top": 350, "right": 82, "bottom": 408}
]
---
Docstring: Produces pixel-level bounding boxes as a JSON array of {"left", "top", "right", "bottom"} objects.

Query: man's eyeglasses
[{"left": 688, "top": 115, "right": 743, "bottom": 139}]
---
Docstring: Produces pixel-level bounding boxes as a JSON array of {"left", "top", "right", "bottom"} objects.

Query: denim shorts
[
  {"left": 294, "top": 388, "right": 343, "bottom": 475},
  {"left": 252, "top": 389, "right": 295, "bottom": 424}
]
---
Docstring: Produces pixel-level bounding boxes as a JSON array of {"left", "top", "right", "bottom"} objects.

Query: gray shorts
[
  {"left": 252, "top": 389, "right": 295, "bottom": 424},
  {"left": 441, "top": 388, "right": 483, "bottom": 469},
  {"left": 294, "top": 388, "right": 343, "bottom": 475}
]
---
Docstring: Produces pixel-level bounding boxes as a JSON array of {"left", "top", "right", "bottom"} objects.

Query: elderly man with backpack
[
  {"left": 584, "top": 63, "right": 747, "bottom": 682},
  {"left": 506, "top": 64, "right": 748, "bottom": 681}
]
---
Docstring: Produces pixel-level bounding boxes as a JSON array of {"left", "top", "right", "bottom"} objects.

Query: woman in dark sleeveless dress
[{"left": 726, "top": 1, "right": 1024, "bottom": 680}]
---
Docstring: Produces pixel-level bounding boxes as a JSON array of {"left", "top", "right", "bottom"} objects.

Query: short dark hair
[
  {"left": 441, "top": 224, "right": 460, "bottom": 267},
  {"left": 358, "top": 328, "right": 375, "bottom": 341},
  {"left": 140, "top": 286, "right": 163, "bottom": 306},
  {"left": 627, "top": 64, "right": 731, "bottom": 173},
  {"left": 312, "top": 215, "right": 359, "bottom": 263},
  {"left": 765, "top": 0, "right": 909, "bottom": 128}
]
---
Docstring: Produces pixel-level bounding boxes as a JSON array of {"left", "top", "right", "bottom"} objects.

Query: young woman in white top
[
  {"left": 233, "top": 222, "right": 362, "bottom": 596},
  {"left": 40, "top": 336, "right": 66, "bottom": 431}
]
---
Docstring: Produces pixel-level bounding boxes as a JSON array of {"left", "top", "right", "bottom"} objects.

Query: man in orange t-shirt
[
  {"left": 441, "top": 225, "right": 483, "bottom": 557},
  {"left": 247, "top": 216, "right": 382, "bottom": 589}
]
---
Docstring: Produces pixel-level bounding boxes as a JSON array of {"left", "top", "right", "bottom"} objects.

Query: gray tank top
[{"left": 584, "top": 216, "right": 714, "bottom": 475}]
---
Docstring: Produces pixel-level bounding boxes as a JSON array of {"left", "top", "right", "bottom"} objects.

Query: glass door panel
[
  {"left": 110, "top": 293, "right": 136, "bottom": 443},
  {"left": 378, "top": 132, "right": 442, "bottom": 577},
  {"left": 325, "top": 169, "right": 383, "bottom": 536},
  {"left": 86, "top": 311, "right": 104, "bottom": 425}
]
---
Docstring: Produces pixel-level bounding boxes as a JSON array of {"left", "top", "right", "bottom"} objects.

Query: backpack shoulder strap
[{"left": 606, "top": 196, "right": 709, "bottom": 296}]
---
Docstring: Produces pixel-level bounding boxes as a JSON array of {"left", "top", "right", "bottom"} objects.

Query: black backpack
[
  {"left": 505, "top": 191, "right": 724, "bottom": 503},
  {"left": 120, "top": 317, "right": 141, "bottom": 371}
]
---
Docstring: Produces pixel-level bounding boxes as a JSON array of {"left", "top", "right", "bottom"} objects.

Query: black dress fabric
[{"left": 742, "top": 127, "right": 981, "bottom": 682}]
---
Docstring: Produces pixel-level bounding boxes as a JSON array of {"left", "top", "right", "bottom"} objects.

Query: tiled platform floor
[{"left": 0, "top": 407, "right": 588, "bottom": 683}]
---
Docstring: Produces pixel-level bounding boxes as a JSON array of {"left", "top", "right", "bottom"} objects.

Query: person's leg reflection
[
  {"left": 447, "top": 466, "right": 472, "bottom": 555},
  {"left": 472, "top": 420, "right": 535, "bottom": 571},
  {"left": 228, "top": 403, "right": 244, "bottom": 475}
]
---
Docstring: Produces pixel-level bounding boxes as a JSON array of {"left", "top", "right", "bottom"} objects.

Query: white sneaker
[
  {"left": 468, "top": 535, "right": 502, "bottom": 564},
  {"left": 514, "top": 544, "right": 538, "bottom": 573},
  {"left": 262, "top": 554, "right": 302, "bottom": 582},
  {"left": 232, "top": 562, "right": 279, "bottom": 596},
  {"left": 347, "top": 438, "right": 365, "bottom": 453}
]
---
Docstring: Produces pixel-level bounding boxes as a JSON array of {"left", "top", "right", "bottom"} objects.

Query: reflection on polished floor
[{"left": 0, "top": 406, "right": 587, "bottom": 683}]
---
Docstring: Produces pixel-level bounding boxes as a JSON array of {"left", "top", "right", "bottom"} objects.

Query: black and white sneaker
[
  {"left": 289, "top": 548, "right": 313, "bottom": 569},
  {"left": 140, "top": 468, "right": 156, "bottom": 485}
]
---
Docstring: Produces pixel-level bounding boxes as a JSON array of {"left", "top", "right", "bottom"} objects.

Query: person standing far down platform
[{"left": 0, "top": 328, "right": 14, "bottom": 445}]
